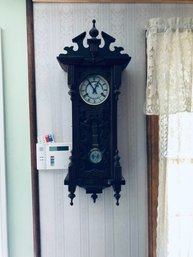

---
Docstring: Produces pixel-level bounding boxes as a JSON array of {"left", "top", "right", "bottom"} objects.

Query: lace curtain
[
  {"left": 145, "top": 18, "right": 193, "bottom": 257},
  {"left": 145, "top": 17, "right": 193, "bottom": 115}
]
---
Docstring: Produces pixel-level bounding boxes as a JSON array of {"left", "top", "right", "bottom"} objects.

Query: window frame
[{"left": 147, "top": 115, "right": 159, "bottom": 257}]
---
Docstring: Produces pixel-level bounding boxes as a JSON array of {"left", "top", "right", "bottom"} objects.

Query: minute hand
[{"left": 87, "top": 80, "right": 96, "bottom": 94}]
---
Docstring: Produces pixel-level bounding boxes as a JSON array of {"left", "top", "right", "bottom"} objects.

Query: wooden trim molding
[
  {"left": 26, "top": 0, "right": 41, "bottom": 257},
  {"left": 32, "top": 0, "right": 193, "bottom": 3},
  {"left": 147, "top": 115, "right": 159, "bottom": 257}
]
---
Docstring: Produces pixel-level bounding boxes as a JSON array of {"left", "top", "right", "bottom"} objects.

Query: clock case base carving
[{"left": 57, "top": 20, "right": 131, "bottom": 206}]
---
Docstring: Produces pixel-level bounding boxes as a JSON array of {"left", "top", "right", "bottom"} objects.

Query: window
[
  {"left": 148, "top": 114, "right": 193, "bottom": 257},
  {"left": 145, "top": 17, "right": 193, "bottom": 257}
]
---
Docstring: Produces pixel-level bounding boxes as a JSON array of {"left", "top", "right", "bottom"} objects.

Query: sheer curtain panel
[
  {"left": 145, "top": 17, "right": 193, "bottom": 115},
  {"left": 145, "top": 17, "right": 193, "bottom": 257}
]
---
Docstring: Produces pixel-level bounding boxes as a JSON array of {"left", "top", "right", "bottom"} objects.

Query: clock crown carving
[{"left": 57, "top": 20, "right": 131, "bottom": 206}]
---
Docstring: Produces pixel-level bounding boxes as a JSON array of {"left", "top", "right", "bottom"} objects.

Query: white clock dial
[
  {"left": 79, "top": 74, "right": 110, "bottom": 105},
  {"left": 89, "top": 148, "right": 102, "bottom": 164}
]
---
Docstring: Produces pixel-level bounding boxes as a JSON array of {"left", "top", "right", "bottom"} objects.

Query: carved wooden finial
[{"left": 89, "top": 19, "right": 99, "bottom": 38}]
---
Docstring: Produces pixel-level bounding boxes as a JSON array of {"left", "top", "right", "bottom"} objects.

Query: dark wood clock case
[{"left": 57, "top": 20, "right": 131, "bottom": 205}]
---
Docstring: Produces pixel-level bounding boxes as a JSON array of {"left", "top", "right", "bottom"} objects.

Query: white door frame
[{"left": 0, "top": 28, "right": 8, "bottom": 257}]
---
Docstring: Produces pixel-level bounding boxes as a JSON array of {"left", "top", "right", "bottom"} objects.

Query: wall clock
[{"left": 57, "top": 20, "right": 131, "bottom": 206}]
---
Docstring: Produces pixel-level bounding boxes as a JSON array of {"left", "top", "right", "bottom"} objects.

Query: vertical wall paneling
[
  {"left": 33, "top": 3, "right": 193, "bottom": 257},
  {"left": 0, "top": 28, "right": 8, "bottom": 257}
]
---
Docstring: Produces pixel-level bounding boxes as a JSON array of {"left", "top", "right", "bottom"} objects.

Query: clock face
[
  {"left": 89, "top": 148, "right": 102, "bottom": 164},
  {"left": 79, "top": 74, "right": 110, "bottom": 105}
]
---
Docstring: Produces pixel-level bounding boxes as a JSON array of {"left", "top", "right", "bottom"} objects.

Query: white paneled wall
[{"left": 34, "top": 4, "right": 193, "bottom": 257}]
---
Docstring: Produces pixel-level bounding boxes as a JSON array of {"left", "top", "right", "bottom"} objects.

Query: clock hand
[
  {"left": 87, "top": 79, "right": 97, "bottom": 94},
  {"left": 94, "top": 80, "right": 101, "bottom": 92},
  {"left": 87, "top": 80, "right": 95, "bottom": 89}
]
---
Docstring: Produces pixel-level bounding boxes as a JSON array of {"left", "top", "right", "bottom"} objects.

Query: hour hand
[
  {"left": 93, "top": 87, "right": 97, "bottom": 94},
  {"left": 94, "top": 80, "right": 100, "bottom": 91}
]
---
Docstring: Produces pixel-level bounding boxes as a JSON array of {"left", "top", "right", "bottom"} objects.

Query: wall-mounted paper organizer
[{"left": 36, "top": 142, "right": 72, "bottom": 170}]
